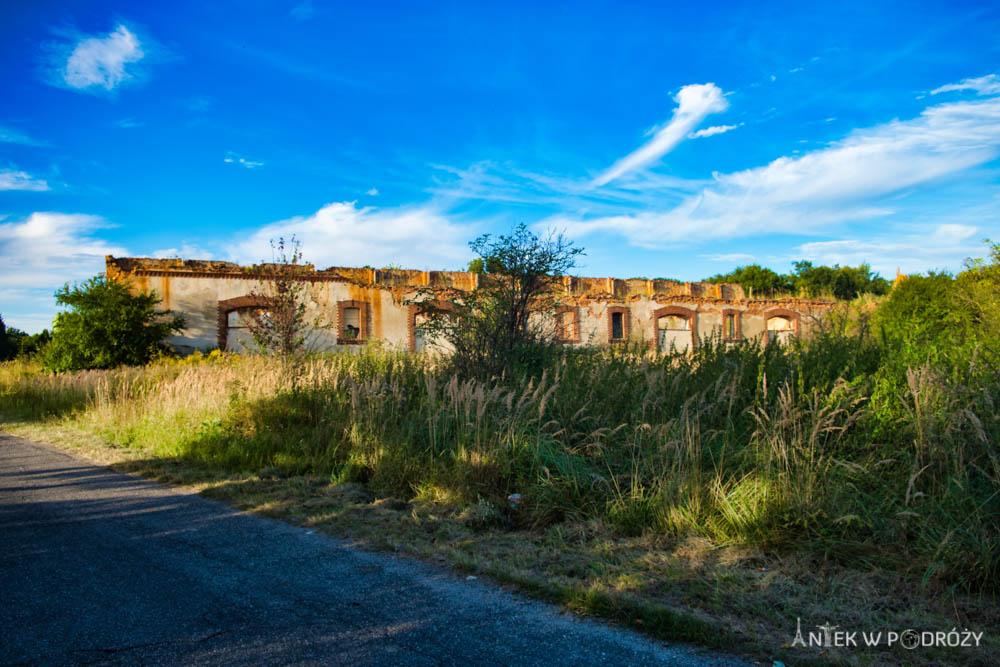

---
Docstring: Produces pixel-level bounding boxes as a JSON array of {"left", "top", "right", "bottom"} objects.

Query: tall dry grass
[{"left": 2, "top": 331, "right": 998, "bottom": 593}]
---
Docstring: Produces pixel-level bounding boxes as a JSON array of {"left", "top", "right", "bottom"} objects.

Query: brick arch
[
  {"left": 763, "top": 307, "right": 799, "bottom": 332},
  {"left": 651, "top": 305, "right": 697, "bottom": 350},
  {"left": 407, "top": 300, "right": 455, "bottom": 351},
  {"left": 217, "top": 295, "right": 270, "bottom": 351}
]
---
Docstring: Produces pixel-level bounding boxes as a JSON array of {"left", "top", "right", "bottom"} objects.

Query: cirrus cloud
[
  {"left": 550, "top": 90, "right": 1000, "bottom": 246},
  {"left": 0, "top": 169, "right": 50, "bottom": 191},
  {"left": 593, "top": 83, "right": 729, "bottom": 186}
]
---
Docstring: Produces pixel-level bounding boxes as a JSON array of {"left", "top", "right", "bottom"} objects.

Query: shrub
[
  {"left": 244, "top": 236, "right": 315, "bottom": 356},
  {"left": 418, "top": 223, "right": 583, "bottom": 378},
  {"left": 41, "top": 275, "right": 185, "bottom": 372}
]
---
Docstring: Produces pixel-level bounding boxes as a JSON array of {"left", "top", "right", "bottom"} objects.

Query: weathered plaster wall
[{"left": 109, "top": 256, "right": 831, "bottom": 354}]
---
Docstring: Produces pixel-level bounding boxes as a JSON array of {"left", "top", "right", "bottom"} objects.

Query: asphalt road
[{"left": 0, "top": 434, "right": 752, "bottom": 666}]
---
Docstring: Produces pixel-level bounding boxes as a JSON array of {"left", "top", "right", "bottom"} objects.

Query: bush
[
  {"left": 418, "top": 223, "right": 583, "bottom": 378},
  {"left": 245, "top": 236, "right": 315, "bottom": 356},
  {"left": 42, "top": 275, "right": 185, "bottom": 372}
]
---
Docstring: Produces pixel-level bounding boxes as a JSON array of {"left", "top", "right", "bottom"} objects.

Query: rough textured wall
[{"left": 108, "top": 256, "right": 832, "bottom": 353}]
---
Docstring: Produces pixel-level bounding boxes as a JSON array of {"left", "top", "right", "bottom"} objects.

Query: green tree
[
  {"left": 873, "top": 271, "right": 969, "bottom": 361},
  {"left": 42, "top": 276, "right": 185, "bottom": 372},
  {"left": 956, "top": 239, "right": 1000, "bottom": 336},
  {"left": 704, "top": 264, "right": 793, "bottom": 296},
  {"left": 17, "top": 329, "right": 52, "bottom": 357},
  {"left": 792, "top": 261, "right": 889, "bottom": 299},
  {"left": 0, "top": 319, "right": 52, "bottom": 360},
  {"left": 419, "top": 223, "right": 584, "bottom": 378},
  {"left": 0, "top": 315, "right": 16, "bottom": 361}
]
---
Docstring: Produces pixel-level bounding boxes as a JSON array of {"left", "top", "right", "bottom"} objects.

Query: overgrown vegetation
[
  {"left": 245, "top": 236, "right": 315, "bottom": 355},
  {"left": 39, "top": 276, "right": 184, "bottom": 372},
  {"left": 423, "top": 223, "right": 583, "bottom": 378},
  {"left": 0, "top": 315, "right": 50, "bottom": 361},
  {"left": 3, "top": 243, "right": 999, "bottom": 665}
]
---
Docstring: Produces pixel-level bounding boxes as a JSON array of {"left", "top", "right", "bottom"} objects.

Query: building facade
[{"left": 106, "top": 256, "right": 833, "bottom": 354}]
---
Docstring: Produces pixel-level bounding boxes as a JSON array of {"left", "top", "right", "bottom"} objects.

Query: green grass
[{"left": 2, "top": 330, "right": 998, "bottom": 665}]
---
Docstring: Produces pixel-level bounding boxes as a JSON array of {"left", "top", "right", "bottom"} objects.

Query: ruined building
[{"left": 106, "top": 256, "right": 833, "bottom": 354}]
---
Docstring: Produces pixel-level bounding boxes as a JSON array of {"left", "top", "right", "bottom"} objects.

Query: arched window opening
[
  {"left": 657, "top": 314, "right": 692, "bottom": 352},
  {"left": 651, "top": 306, "right": 696, "bottom": 352},
  {"left": 767, "top": 316, "right": 795, "bottom": 344}
]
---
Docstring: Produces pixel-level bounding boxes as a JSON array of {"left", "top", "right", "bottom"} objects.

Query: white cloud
[
  {"left": 0, "top": 170, "right": 50, "bottom": 191},
  {"left": 224, "top": 152, "right": 265, "bottom": 169},
  {"left": 0, "top": 125, "right": 46, "bottom": 146},
  {"left": 931, "top": 74, "right": 1000, "bottom": 96},
  {"left": 366, "top": 187, "right": 379, "bottom": 196},
  {"left": 549, "top": 93, "right": 1000, "bottom": 246},
  {"left": 116, "top": 118, "right": 143, "bottom": 128},
  {"left": 690, "top": 123, "right": 740, "bottom": 139},
  {"left": 593, "top": 83, "right": 729, "bottom": 186},
  {"left": 62, "top": 25, "right": 144, "bottom": 91},
  {"left": 795, "top": 224, "right": 984, "bottom": 276},
  {"left": 0, "top": 212, "right": 127, "bottom": 290},
  {"left": 231, "top": 201, "right": 472, "bottom": 270}
]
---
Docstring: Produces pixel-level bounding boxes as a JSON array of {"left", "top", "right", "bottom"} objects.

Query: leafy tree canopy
[
  {"left": 42, "top": 276, "right": 184, "bottom": 372},
  {"left": 704, "top": 264, "right": 793, "bottom": 296},
  {"left": 0, "top": 316, "right": 52, "bottom": 361},
  {"left": 423, "top": 223, "right": 584, "bottom": 378},
  {"left": 705, "top": 261, "right": 890, "bottom": 300}
]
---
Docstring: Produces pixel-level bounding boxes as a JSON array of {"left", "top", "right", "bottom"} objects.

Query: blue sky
[{"left": 2, "top": 1, "right": 1000, "bottom": 332}]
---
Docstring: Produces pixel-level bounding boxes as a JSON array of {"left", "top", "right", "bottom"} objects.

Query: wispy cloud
[
  {"left": 366, "top": 187, "right": 379, "bottom": 196},
  {"left": 690, "top": 123, "right": 741, "bottom": 139},
  {"left": 795, "top": 224, "right": 984, "bottom": 276},
  {"left": 0, "top": 169, "right": 50, "bottom": 191},
  {"left": 703, "top": 253, "right": 757, "bottom": 264},
  {"left": 224, "top": 152, "right": 265, "bottom": 169},
  {"left": 116, "top": 118, "right": 143, "bottom": 129},
  {"left": 232, "top": 201, "right": 471, "bottom": 270},
  {"left": 0, "top": 125, "right": 47, "bottom": 146},
  {"left": 931, "top": 74, "right": 1000, "bottom": 96},
  {"left": 547, "top": 90, "right": 1000, "bottom": 246},
  {"left": 57, "top": 25, "right": 145, "bottom": 91},
  {"left": 152, "top": 243, "right": 214, "bottom": 260},
  {"left": 431, "top": 160, "right": 703, "bottom": 218},
  {"left": 593, "top": 83, "right": 729, "bottom": 186}
]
